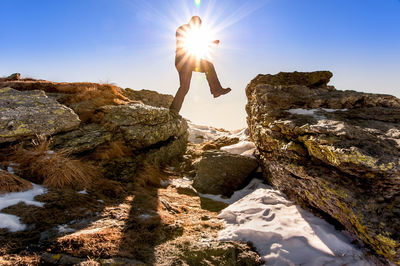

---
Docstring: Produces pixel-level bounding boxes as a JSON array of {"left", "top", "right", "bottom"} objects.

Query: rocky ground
[
  {"left": 1, "top": 71, "right": 399, "bottom": 265},
  {"left": 0, "top": 74, "right": 262, "bottom": 265},
  {"left": 0, "top": 166, "right": 261, "bottom": 265}
]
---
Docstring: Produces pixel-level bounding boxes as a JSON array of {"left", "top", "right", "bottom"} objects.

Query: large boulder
[
  {"left": 0, "top": 87, "right": 80, "bottom": 144},
  {"left": 246, "top": 71, "right": 400, "bottom": 263},
  {"left": 193, "top": 150, "right": 258, "bottom": 197},
  {"left": 122, "top": 88, "right": 173, "bottom": 108},
  {"left": 102, "top": 104, "right": 188, "bottom": 149}
]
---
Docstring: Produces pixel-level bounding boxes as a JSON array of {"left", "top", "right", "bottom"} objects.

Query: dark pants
[{"left": 170, "top": 59, "right": 224, "bottom": 112}]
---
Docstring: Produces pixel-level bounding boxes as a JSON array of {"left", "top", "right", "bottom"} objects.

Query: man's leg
[
  {"left": 170, "top": 67, "right": 192, "bottom": 113},
  {"left": 200, "top": 60, "right": 231, "bottom": 98}
]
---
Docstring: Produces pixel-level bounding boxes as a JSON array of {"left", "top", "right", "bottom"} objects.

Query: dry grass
[
  {"left": 0, "top": 80, "right": 142, "bottom": 122},
  {"left": 88, "top": 178, "right": 125, "bottom": 199},
  {"left": 0, "top": 170, "right": 32, "bottom": 194},
  {"left": 57, "top": 227, "right": 123, "bottom": 258},
  {"left": 135, "top": 163, "right": 168, "bottom": 187},
  {"left": 10, "top": 140, "right": 100, "bottom": 190},
  {"left": 90, "top": 141, "right": 132, "bottom": 161},
  {"left": 0, "top": 253, "right": 41, "bottom": 266}
]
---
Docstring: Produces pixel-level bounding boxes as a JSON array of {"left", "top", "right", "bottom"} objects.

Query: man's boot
[{"left": 205, "top": 64, "right": 231, "bottom": 98}]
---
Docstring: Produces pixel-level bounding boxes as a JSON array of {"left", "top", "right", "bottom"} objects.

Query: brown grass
[
  {"left": 0, "top": 253, "right": 41, "bottom": 266},
  {"left": 10, "top": 141, "right": 100, "bottom": 190},
  {"left": 90, "top": 141, "right": 132, "bottom": 161},
  {"left": 88, "top": 178, "right": 125, "bottom": 199},
  {"left": 0, "top": 170, "right": 32, "bottom": 194},
  {"left": 0, "top": 80, "right": 142, "bottom": 123},
  {"left": 57, "top": 227, "right": 123, "bottom": 258},
  {"left": 135, "top": 162, "right": 168, "bottom": 187}
]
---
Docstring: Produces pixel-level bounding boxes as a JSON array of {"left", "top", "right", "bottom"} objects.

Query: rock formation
[
  {"left": 0, "top": 77, "right": 188, "bottom": 181},
  {"left": 246, "top": 71, "right": 400, "bottom": 263},
  {"left": 193, "top": 150, "right": 258, "bottom": 196},
  {"left": 0, "top": 88, "right": 80, "bottom": 144}
]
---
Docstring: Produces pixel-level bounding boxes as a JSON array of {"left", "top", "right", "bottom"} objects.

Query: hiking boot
[{"left": 213, "top": 88, "right": 231, "bottom": 98}]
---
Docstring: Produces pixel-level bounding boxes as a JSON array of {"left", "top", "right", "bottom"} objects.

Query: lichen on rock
[
  {"left": 0, "top": 88, "right": 80, "bottom": 144},
  {"left": 246, "top": 71, "right": 400, "bottom": 263}
]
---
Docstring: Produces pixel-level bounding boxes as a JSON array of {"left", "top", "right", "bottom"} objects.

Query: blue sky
[{"left": 1, "top": 0, "right": 399, "bottom": 129}]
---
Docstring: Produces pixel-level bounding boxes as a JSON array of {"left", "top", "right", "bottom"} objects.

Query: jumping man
[{"left": 170, "top": 16, "right": 231, "bottom": 113}]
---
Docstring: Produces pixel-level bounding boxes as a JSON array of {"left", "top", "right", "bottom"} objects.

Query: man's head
[{"left": 189, "top": 16, "right": 202, "bottom": 28}]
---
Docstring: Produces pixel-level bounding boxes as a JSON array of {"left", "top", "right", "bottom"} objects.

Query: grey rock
[
  {"left": 193, "top": 151, "right": 259, "bottom": 196},
  {"left": 102, "top": 103, "right": 188, "bottom": 149},
  {"left": 246, "top": 71, "right": 400, "bottom": 262},
  {"left": 51, "top": 123, "right": 112, "bottom": 153},
  {"left": 0, "top": 87, "right": 80, "bottom": 143},
  {"left": 123, "top": 88, "right": 173, "bottom": 108}
]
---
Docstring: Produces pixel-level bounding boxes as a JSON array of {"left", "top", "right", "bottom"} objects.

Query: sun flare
[{"left": 182, "top": 27, "right": 214, "bottom": 59}]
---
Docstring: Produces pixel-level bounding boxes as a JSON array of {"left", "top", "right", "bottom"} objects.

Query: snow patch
[
  {"left": 218, "top": 185, "right": 371, "bottom": 265},
  {"left": 288, "top": 108, "right": 348, "bottom": 120},
  {"left": 199, "top": 178, "right": 268, "bottom": 205},
  {"left": 188, "top": 122, "right": 249, "bottom": 144},
  {"left": 221, "top": 140, "right": 256, "bottom": 157},
  {"left": 0, "top": 184, "right": 46, "bottom": 232},
  {"left": 138, "top": 214, "right": 153, "bottom": 220},
  {"left": 77, "top": 189, "right": 88, "bottom": 195},
  {"left": 7, "top": 166, "right": 15, "bottom": 175},
  {"left": 58, "top": 224, "right": 76, "bottom": 234}
]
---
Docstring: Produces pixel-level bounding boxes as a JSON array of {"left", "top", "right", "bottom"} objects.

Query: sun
[{"left": 182, "top": 26, "right": 214, "bottom": 59}]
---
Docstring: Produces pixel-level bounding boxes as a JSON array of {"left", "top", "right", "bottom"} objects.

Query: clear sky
[{"left": 1, "top": 0, "right": 399, "bottom": 130}]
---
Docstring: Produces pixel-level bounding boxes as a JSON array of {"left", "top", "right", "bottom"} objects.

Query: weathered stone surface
[
  {"left": 201, "top": 136, "right": 240, "bottom": 151},
  {"left": 246, "top": 71, "right": 400, "bottom": 262},
  {"left": 51, "top": 123, "right": 112, "bottom": 153},
  {"left": 123, "top": 88, "right": 173, "bottom": 108},
  {"left": 102, "top": 104, "right": 188, "bottom": 149},
  {"left": 0, "top": 88, "right": 80, "bottom": 143},
  {"left": 193, "top": 150, "right": 258, "bottom": 196},
  {"left": 0, "top": 77, "right": 189, "bottom": 182},
  {"left": 248, "top": 71, "right": 333, "bottom": 89}
]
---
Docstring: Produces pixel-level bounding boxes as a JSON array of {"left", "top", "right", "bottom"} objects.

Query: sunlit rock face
[
  {"left": 0, "top": 87, "right": 80, "bottom": 143},
  {"left": 246, "top": 71, "right": 400, "bottom": 263},
  {"left": 0, "top": 78, "right": 188, "bottom": 180}
]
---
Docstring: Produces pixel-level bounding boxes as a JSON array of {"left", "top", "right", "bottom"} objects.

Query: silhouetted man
[{"left": 170, "top": 16, "right": 231, "bottom": 113}]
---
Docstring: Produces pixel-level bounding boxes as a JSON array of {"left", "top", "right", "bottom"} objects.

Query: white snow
[
  {"left": 188, "top": 122, "right": 255, "bottom": 157},
  {"left": 199, "top": 178, "right": 268, "bottom": 205},
  {"left": 288, "top": 108, "right": 348, "bottom": 120},
  {"left": 7, "top": 166, "right": 15, "bottom": 175},
  {"left": 188, "top": 122, "right": 230, "bottom": 144},
  {"left": 138, "top": 214, "right": 153, "bottom": 220},
  {"left": 189, "top": 122, "right": 370, "bottom": 265},
  {"left": 0, "top": 184, "right": 46, "bottom": 232},
  {"left": 221, "top": 140, "right": 256, "bottom": 157},
  {"left": 77, "top": 189, "right": 88, "bottom": 195},
  {"left": 217, "top": 184, "right": 371, "bottom": 265},
  {"left": 188, "top": 122, "right": 250, "bottom": 144},
  {"left": 58, "top": 224, "right": 76, "bottom": 233}
]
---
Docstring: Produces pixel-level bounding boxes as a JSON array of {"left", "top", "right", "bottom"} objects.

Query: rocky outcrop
[
  {"left": 0, "top": 88, "right": 80, "bottom": 144},
  {"left": 0, "top": 77, "right": 188, "bottom": 180},
  {"left": 123, "top": 88, "right": 173, "bottom": 108},
  {"left": 246, "top": 71, "right": 400, "bottom": 263},
  {"left": 193, "top": 150, "right": 258, "bottom": 196}
]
